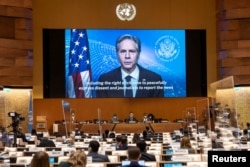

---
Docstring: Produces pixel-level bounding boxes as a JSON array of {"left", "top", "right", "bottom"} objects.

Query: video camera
[{"left": 8, "top": 112, "right": 25, "bottom": 128}]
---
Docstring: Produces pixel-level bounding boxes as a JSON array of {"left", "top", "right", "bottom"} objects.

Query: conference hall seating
[{"left": 1, "top": 123, "right": 250, "bottom": 167}]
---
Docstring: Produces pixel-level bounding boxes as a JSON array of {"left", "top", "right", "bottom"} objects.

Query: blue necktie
[{"left": 125, "top": 75, "right": 133, "bottom": 97}]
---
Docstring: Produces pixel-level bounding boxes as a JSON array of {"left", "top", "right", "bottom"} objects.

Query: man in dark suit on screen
[{"left": 96, "top": 34, "right": 164, "bottom": 98}]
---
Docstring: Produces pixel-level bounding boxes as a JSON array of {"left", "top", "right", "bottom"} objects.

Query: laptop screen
[{"left": 163, "top": 162, "right": 182, "bottom": 167}]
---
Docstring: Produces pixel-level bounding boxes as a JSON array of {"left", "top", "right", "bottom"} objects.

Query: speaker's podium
[{"left": 36, "top": 116, "right": 47, "bottom": 132}]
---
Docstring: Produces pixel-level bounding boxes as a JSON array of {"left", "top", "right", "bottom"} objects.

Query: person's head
[
  {"left": 116, "top": 34, "right": 141, "bottom": 74},
  {"left": 121, "top": 135, "right": 128, "bottom": 146},
  {"left": 243, "top": 129, "right": 248, "bottom": 136},
  {"left": 127, "top": 147, "right": 141, "bottom": 161},
  {"left": 68, "top": 150, "right": 87, "bottom": 166},
  {"left": 142, "top": 130, "right": 147, "bottom": 138},
  {"left": 132, "top": 133, "right": 140, "bottom": 144},
  {"left": 180, "top": 136, "right": 192, "bottom": 149},
  {"left": 129, "top": 112, "right": 134, "bottom": 117},
  {"left": 30, "top": 151, "right": 50, "bottom": 167},
  {"left": 116, "top": 135, "right": 122, "bottom": 143},
  {"left": 247, "top": 122, "right": 250, "bottom": 128},
  {"left": 136, "top": 140, "right": 147, "bottom": 152},
  {"left": 31, "top": 129, "right": 37, "bottom": 135},
  {"left": 88, "top": 140, "right": 100, "bottom": 152}
]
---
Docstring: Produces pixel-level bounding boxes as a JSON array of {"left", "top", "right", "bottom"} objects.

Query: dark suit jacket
[
  {"left": 125, "top": 116, "right": 138, "bottom": 123},
  {"left": 96, "top": 65, "right": 164, "bottom": 98},
  {"left": 140, "top": 151, "right": 156, "bottom": 161},
  {"left": 37, "top": 138, "right": 56, "bottom": 147},
  {"left": 87, "top": 152, "right": 110, "bottom": 162}
]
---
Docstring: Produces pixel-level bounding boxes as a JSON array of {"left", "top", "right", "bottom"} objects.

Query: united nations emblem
[
  {"left": 154, "top": 35, "right": 180, "bottom": 62},
  {"left": 116, "top": 3, "right": 136, "bottom": 21}
]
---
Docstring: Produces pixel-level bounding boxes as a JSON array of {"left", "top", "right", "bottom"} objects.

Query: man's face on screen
[{"left": 117, "top": 39, "right": 139, "bottom": 74}]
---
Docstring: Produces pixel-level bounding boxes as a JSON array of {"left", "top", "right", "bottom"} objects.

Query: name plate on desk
[
  {"left": 173, "top": 149, "right": 189, "bottom": 154},
  {"left": 47, "top": 151, "right": 64, "bottom": 156},
  {"left": 83, "top": 143, "right": 89, "bottom": 148},
  {"left": 129, "top": 121, "right": 136, "bottom": 124},
  {"left": 104, "top": 146, "right": 116, "bottom": 151},
  {"left": 172, "top": 155, "right": 192, "bottom": 161},
  {"left": 56, "top": 144, "right": 68, "bottom": 147},
  {"left": 84, "top": 139, "right": 92, "bottom": 142}
]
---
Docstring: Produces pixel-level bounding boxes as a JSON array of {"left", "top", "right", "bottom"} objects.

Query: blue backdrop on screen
[{"left": 65, "top": 29, "right": 186, "bottom": 98}]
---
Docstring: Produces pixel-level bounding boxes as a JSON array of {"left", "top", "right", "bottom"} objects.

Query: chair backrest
[
  {"left": 86, "top": 163, "right": 105, "bottom": 167},
  {"left": 147, "top": 150, "right": 162, "bottom": 155},
  {"left": 25, "top": 144, "right": 36, "bottom": 148},
  {"left": 111, "top": 150, "right": 128, "bottom": 156},
  {"left": 74, "top": 141, "right": 84, "bottom": 147},
  {"left": 29, "top": 147, "right": 46, "bottom": 152},
  {"left": 186, "top": 161, "right": 208, "bottom": 167},
  {"left": 16, "top": 156, "right": 33, "bottom": 164},
  {"left": 108, "top": 155, "right": 119, "bottom": 163},
  {"left": 145, "top": 161, "right": 158, "bottom": 167},
  {"left": 47, "top": 151, "right": 64, "bottom": 157},
  {"left": 4, "top": 147, "right": 17, "bottom": 152}
]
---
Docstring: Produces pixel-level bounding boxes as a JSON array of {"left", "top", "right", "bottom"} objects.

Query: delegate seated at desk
[
  {"left": 110, "top": 114, "right": 119, "bottom": 123},
  {"left": 125, "top": 112, "right": 138, "bottom": 123}
]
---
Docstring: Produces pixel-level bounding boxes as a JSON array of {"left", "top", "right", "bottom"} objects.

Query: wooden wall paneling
[
  {"left": 222, "top": 66, "right": 250, "bottom": 76},
  {"left": 0, "top": 48, "right": 29, "bottom": 57},
  {"left": 219, "top": 48, "right": 250, "bottom": 58},
  {"left": 0, "top": 16, "right": 15, "bottom": 38},
  {"left": 0, "top": 58, "right": 15, "bottom": 66},
  {"left": 15, "top": 29, "right": 32, "bottom": 40},
  {"left": 217, "top": 0, "right": 250, "bottom": 85},
  {"left": 221, "top": 57, "right": 250, "bottom": 67},
  {"left": 15, "top": 56, "right": 31, "bottom": 66},
  {"left": 0, "top": 0, "right": 32, "bottom": 87},
  {"left": 223, "top": 0, "right": 250, "bottom": 9},
  {"left": 226, "top": 8, "right": 250, "bottom": 19},
  {"left": 4, "top": 6, "right": 32, "bottom": 19},
  {"left": 218, "top": 20, "right": 239, "bottom": 31},
  {"left": 0, "top": 38, "right": 32, "bottom": 50},
  {"left": 220, "top": 30, "right": 240, "bottom": 41},
  {"left": 0, "top": 0, "right": 32, "bottom": 8},
  {"left": 234, "top": 75, "right": 250, "bottom": 85}
]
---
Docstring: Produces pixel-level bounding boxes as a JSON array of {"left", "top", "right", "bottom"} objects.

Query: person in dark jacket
[
  {"left": 136, "top": 140, "right": 156, "bottom": 161},
  {"left": 121, "top": 147, "right": 146, "bottom": 167},
  {"left": 37, "top": 134, "right": 56, "bottom": 147},
  {"left": 116, "top": 135, "right": 129, "bottom": 150},
  {"left": 87, "top": 140, "right": 110, "bottom": 162}
]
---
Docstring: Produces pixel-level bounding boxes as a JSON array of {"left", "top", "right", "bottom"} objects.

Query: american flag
[{"left": 67, "top": 29, "right": 92, "bottom": 98}]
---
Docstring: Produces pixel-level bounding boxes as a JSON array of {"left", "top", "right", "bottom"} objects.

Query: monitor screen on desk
[
  {"left": 160, "top": 162, "right": 183, "bottom": 167},
  {"left": 49, "top": 157, "right": 56, "bottom": 164},
  {"left": 122, "top": 160, "right": 145, "bottom": 166}
]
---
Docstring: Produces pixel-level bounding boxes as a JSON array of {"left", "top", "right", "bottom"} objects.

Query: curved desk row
[{"left": 54, "top": 122, "right": 182, "bottom": 135}]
